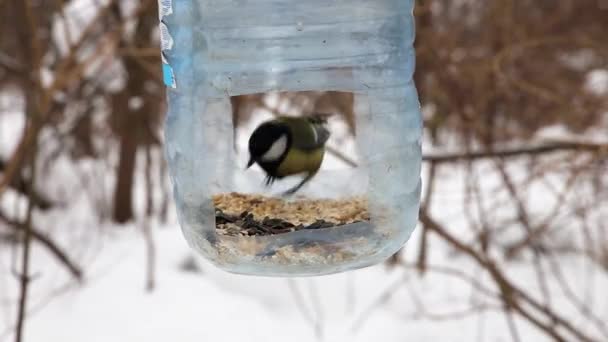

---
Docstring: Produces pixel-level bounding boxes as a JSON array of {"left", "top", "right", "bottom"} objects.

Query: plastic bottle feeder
[{"left": 161, "top": 0, "right": 422, "bottom": 276}]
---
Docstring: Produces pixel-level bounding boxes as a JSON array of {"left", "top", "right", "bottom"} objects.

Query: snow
[
  {"left": 0, "top": 94, "right": 25, "bottom": 159},
  {"left": 0, "top": 225, "right": 521, "bottom": 342},
  {"left": 586, "top": 69, "right": 608, "bottom": 95}
]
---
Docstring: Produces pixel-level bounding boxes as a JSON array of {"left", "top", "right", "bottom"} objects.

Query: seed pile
[{"left": 212, "top": 192, "right": 369, "bottom": 237}]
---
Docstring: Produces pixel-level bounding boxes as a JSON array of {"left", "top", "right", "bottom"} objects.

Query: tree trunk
[
  {"left": 113, "top": 115, "right": 138, "bottom": 223},
  {"left": 111, "top": 1, "right": 162, "bottom": 223}
]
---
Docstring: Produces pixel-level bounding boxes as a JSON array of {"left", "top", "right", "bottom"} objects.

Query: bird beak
[{"left": 246, "top": 157, "right": 255, "bottom": 169}]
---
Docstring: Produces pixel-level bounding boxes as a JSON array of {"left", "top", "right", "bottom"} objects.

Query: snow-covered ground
[{"left": 0, "top": 210, "right": 544, "bottom": 342}]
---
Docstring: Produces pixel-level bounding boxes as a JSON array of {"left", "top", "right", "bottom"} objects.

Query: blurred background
[{"left": 1, "top": 0, "right": 607, "bottom": 341}]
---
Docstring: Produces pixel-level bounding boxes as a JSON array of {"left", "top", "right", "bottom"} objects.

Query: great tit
[{"left": 247, "top": 114, "right": 331, "bottom": 195}]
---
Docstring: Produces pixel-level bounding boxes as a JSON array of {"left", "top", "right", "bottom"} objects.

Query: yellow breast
[{"left": 276, "top": 148, "right": 325, "bottom": 177}]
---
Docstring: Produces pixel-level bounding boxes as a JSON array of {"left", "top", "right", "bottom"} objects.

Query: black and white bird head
[{"left": 247, "top": 121, "right": 291, "bottom": 169}]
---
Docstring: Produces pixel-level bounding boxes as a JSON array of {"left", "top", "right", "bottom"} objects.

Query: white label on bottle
[
  {"left": 159, "top": 22, "right": 174, "bottom": 51},
  {"left": 158, "top": 0, "right": 173, "bottom": 20}
]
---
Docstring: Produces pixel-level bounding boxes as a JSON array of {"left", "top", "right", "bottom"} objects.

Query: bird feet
[{"left": 264, "top": 174, "right": 277, "bottom": 187}]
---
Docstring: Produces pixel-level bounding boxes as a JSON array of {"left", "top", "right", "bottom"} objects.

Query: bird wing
[
  {"left": 312, "top": 124, "right": 331, "bottom": 146},
  {"left": 280, "top": 116, "right": 330, "bottom": 151}
]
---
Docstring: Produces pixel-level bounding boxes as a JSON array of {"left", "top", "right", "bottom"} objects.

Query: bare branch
[
  {"left": 423, "top": 141, "right": 608, "bottom": 164},
  {"left": 0, "top": 210, "right": 83, "bottom": 281},
  {"left": 420, "top": 209, "right": 600, "bottom": 342}
]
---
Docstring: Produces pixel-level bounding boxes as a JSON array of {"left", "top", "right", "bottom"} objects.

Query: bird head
[{"left": 247, "top": 121, "right": 291, "bottom": 169}]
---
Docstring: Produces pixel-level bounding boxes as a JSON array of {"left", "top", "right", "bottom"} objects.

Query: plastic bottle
[{"left": 161, "top": 0, "right": 422, "bottom": 276}]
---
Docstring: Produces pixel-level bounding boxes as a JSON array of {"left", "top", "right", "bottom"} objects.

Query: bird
[{"left": 246, "top": 114, "right": 331, "bottom": 196}]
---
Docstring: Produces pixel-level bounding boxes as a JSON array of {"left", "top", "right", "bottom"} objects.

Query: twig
[
  {"left": 287, "top": 279, "right": 317, "bottom": 333},
  {"left": 325, "top": 145, "right": 358, "bottom": 168},
  {"left": 307, "top": 280, "right": 324, "bottom": 340},
  {"left": 14, "top": 1, "right": 41, "bottom": 340},
  {"left": 504, "top": 306, "right": 522, "bottom": 342},
  {"left": 546, "top": 250, "right": 608, "bottom": 338},
  {"left": 403, "top": 303, "right": 499, "bottom": 322},
  {"left": 53, "top": 0, "right": 74, "bottom": 49},
  {"left": 419, "top": 209, "right": 600, "bottom": 342},
  {"left": 351, "top": 272, "right": 408, "bottom": 333},
  {"left": 416, "top": 161, "right": 437, "bottom": 274},
  {"left": 493, "top": 159, "right": 552, "bottom": 310},
  {"left": 504, "top": 164, "right": 587, "bottom": 258},
  {"left": 143, "top": 145, "right": 156, "bottom": 292},
  {"left": 398, "top": 262, "right": 499, "bottom": 300},
  {"left": 159, "top": 153, "right": 170, "bottom": 223},
  {"left": 423, "top": 141, "right": 608, "bottom": 164},
  {"left": 12, "top": 141, "right": 31, "bottom": 335},
  {"left": 0, "top": 159, "right": 54, "bottom": 210},
  {"left": 0, "top": 210, "right": 83, "bottom": 281},
  {"left": 0, "top": 279, "right": 80, "bottom": 340},
  {"left": 13, "top": 111, "right": 35, "bottom": 340},
  {"left": 491, "top": 36, "right": 583, "bottom": 105}
]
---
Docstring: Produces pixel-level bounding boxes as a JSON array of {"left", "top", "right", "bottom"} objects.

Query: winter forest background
[{"left": 1, "top": 1, "right": 608, "bottom": 341}]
